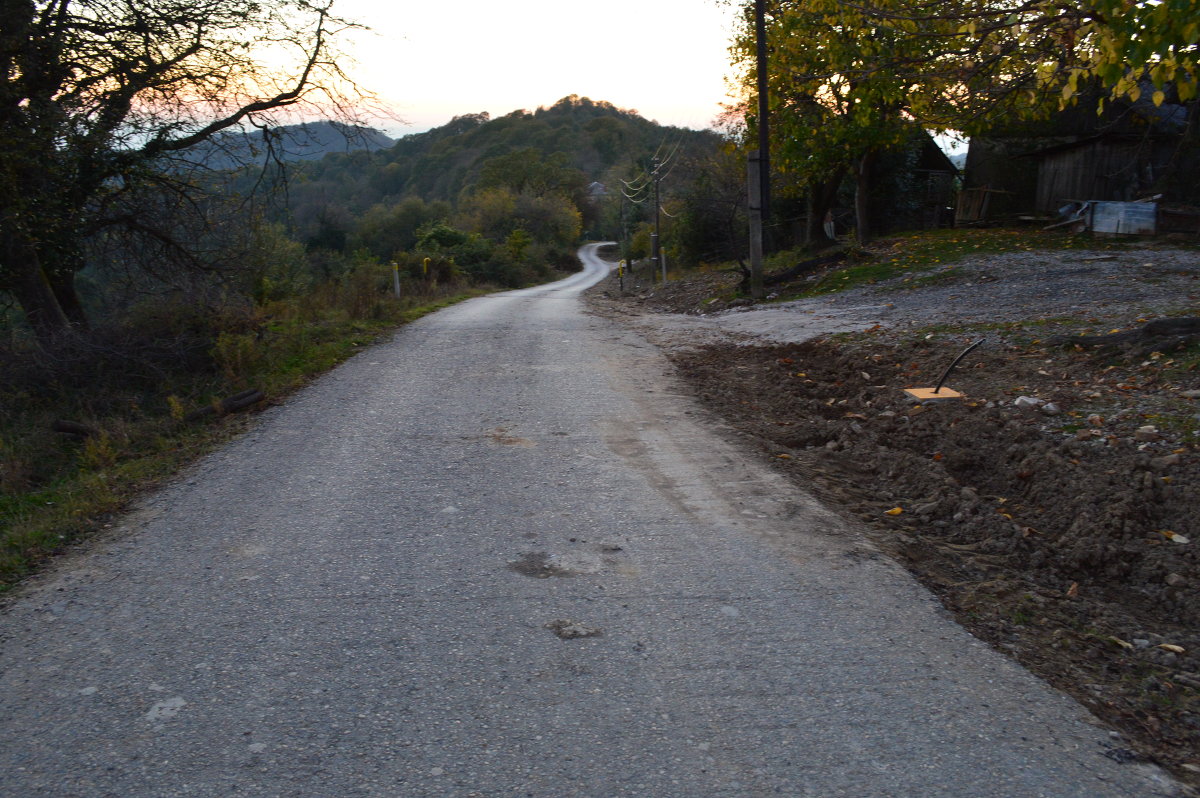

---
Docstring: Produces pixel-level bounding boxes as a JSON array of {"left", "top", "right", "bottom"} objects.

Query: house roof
[{"left": 916, "top": 138, "right": 959, "bottom": 174}]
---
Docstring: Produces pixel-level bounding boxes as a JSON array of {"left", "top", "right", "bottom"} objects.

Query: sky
[{"left": 333, "top": 0, "right": 743, "bottom": 137}]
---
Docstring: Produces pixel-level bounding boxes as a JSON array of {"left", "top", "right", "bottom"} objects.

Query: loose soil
[{"left": 589, "top": 240, "right": 1200, "bottom": 785}]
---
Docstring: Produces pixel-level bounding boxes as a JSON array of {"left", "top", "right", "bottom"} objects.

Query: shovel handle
[{"left": 935, "top": 338, "right": 986, "bottom": 393}]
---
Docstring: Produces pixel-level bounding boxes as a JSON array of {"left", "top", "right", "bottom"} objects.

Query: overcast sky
[{"left": 334, "top": 0, "right": 742, "bottom": 136}]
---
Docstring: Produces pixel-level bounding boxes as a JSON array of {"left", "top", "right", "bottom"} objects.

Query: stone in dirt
[
  {"left": 1151, "top": 454, "right": 1182, "bottom": 469},
  {"left": 1135, "top": 425, "right": 1161, "bottom": 442}
]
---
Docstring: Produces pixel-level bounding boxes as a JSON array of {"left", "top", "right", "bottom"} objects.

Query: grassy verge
[
  {"left": 0, "top": 285, "right": 487, "bottom": 590},
  {"left": 773, "top": 227, "right": 1156, "bottom": 299}
]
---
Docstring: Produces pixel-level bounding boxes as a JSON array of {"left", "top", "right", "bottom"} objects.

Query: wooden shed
[
  {"left": 1031, "top": 133, "right": 1184, "bottom": 212},
  {"left": 961, "top": 86, "right": 1197, "bottom": 221}
]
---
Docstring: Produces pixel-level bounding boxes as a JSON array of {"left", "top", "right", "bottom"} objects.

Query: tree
[
  {"left": 671, "top": 147, "right": 748, "bottom": 267},
  {"left": 0, "top": 0, "right": 362, "bottom": 344},
  {"left": 349, "top": 198, "right": 451, "bottom": 262},
  {"left": 732, "top": 0, "right": 940, "bottom": 244},
  {"left": 728, "top": 0, "right": 1198, "bottom": 244},
  {"left": 475, "top": 149, "right": 589, "bottom": 208}
]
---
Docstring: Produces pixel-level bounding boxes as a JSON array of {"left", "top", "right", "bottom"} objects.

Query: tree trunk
[
  {"left": 9, "top": 263, "right": 72, "bottom": 344},
  {"left": 854, "top": 150, "right": 878, "bottom": 246},
  {"left": 805, "top": 167, "right": 846, "bottom": 246},
  {"left": 2, "top": 216, "right": 73, "bottom": 344},
  {"left": 48, "top": 264, "right": 89, "bottom": 330}
]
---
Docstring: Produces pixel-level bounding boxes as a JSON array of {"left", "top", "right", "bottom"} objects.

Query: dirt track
[{"left": 588, "top": 242, "right": 1200, "bottom": 784}]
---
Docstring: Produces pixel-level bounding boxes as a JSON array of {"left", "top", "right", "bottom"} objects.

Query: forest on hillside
[
  {"left": 258, "top": 96, "right": 736, "bottom": 291},
  {"left": 2, "top": 94, "right": 737, "bottom": 349}
]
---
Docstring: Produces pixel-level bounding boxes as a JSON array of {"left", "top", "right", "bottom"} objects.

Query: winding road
[{"left": 0, "top": 244, "right": 1181, "bottom": 796}]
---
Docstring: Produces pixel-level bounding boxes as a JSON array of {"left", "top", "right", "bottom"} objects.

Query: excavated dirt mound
[
  {"left": 673, "top": 333, "right": 1200, "bottom": 780},
  {"left": 590, "top": 251, "right": 1200, "bottom": 784}
]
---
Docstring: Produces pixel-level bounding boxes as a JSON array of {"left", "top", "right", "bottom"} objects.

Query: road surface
[{"left": 0, "top": 244, "right": 1181, "bottom": 796}]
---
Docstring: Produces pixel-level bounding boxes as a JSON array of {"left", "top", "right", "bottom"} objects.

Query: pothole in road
[
  {"left": 487, "top": 427, "right": 536, "bottom": 447},
  {"left": 508, "top": 551, "right": 576, "bottom": 578},
  {"left": 544, "top": 619, "right": 604, "bottom": 639}
]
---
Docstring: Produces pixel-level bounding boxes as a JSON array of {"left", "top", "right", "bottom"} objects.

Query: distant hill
[
  {"left": 278, "top": 96, "right": 724, "bottom": 217},
  {"left": 192, "top": 121, "right": 394, "bottom": 169}
]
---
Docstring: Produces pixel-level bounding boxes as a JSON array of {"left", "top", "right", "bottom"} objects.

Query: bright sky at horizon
[{"left": 334, "top": 0, "right": 743, "bottom": 137}]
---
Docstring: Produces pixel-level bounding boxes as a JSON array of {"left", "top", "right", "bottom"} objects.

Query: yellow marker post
[
  {"left": 422, "top": 257, "right": 430, "bottom": 277},
  {"left": 391, "top": 261, "right": 401, "bottom": 298}
]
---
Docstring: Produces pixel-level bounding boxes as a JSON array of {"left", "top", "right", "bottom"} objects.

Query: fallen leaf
[
  {"left": 1109, "top": 636, "right": 1133, "bottom": 649},
  {"left": 1158, "top": 644, "right": 1186, "bottom": 654},
  {"left": 776, "top": 453, "right": 792, "bottom": 460},
  {"left": 1066, "top": 582, "right": 1079, "bottom": 598},
  {"left": 884, "top": 507, "right": 904, "bottom": 516},
  {"left": 1022, "top": 526, "right": 1039, "bottom": 537},
  {"left": 1161, "top": 530, "right": 1191, "bottom": 544}
]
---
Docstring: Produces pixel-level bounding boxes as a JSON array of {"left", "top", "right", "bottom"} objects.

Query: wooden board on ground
[{"left": 904, "top": 386, "right": 964, "bottom": 403}]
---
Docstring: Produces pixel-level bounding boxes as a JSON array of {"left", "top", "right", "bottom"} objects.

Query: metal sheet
[{"left": 1089, "top": 201, "right": 1157, "bottom": 235}]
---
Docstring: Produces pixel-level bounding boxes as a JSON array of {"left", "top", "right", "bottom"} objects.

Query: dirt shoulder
[{"left": 587, "top": 239, "right": 1200, "bottom": 785}]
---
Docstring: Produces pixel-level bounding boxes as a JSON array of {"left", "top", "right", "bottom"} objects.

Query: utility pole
[
  {"left": 755, "top": 0, "right": 771, "bottom": 242},
  {"left": 745, "top": 0, "right": 769, "bottom": 300},
  {"left": 618, "top": 191, "right": 627, "bottom": 264},
  {"left": 748, "top": 151, "right": 764, "bottom": 300},
  {"left": 651, "top": 157, "right": 663, "bottom": 283}
]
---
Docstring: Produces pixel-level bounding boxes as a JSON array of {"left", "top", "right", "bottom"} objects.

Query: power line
[
  {"left": 620, "top": 188, "right": 649, "bottom": 204},
  {"left": 621, "top": 174, "right": 652, "bottom": 193}
]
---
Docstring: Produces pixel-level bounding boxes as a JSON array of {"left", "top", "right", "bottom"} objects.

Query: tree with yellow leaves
[{"left": 729, "top": 0, "right": 1198, "bottom": 243}]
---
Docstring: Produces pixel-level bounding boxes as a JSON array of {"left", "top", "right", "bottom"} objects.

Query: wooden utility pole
[
  {"left": 748, "top": 150, "right": 765, "bottom": 300},
  {"left": 745, "top": 0, "right": 769, "bottom": 300},
  {"left": 755, "top": 0, "right": 771, "bottom": 243},
  {"left": 651, "top": 157, "right": 662, "bottom": 283}
]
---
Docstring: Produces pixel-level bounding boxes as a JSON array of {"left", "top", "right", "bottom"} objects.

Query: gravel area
[{"left": 600, "top": 245, "right": 1200, "bottom": 348}]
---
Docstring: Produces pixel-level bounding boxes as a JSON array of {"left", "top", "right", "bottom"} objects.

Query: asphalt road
[{"left": 0, "top": 244, "right": 1183, "bottom": 797}]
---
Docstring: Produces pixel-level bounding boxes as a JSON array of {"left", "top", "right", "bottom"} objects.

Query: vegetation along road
[{"left": 0, "top": 245, "right": 1185, "bottom": 796}]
